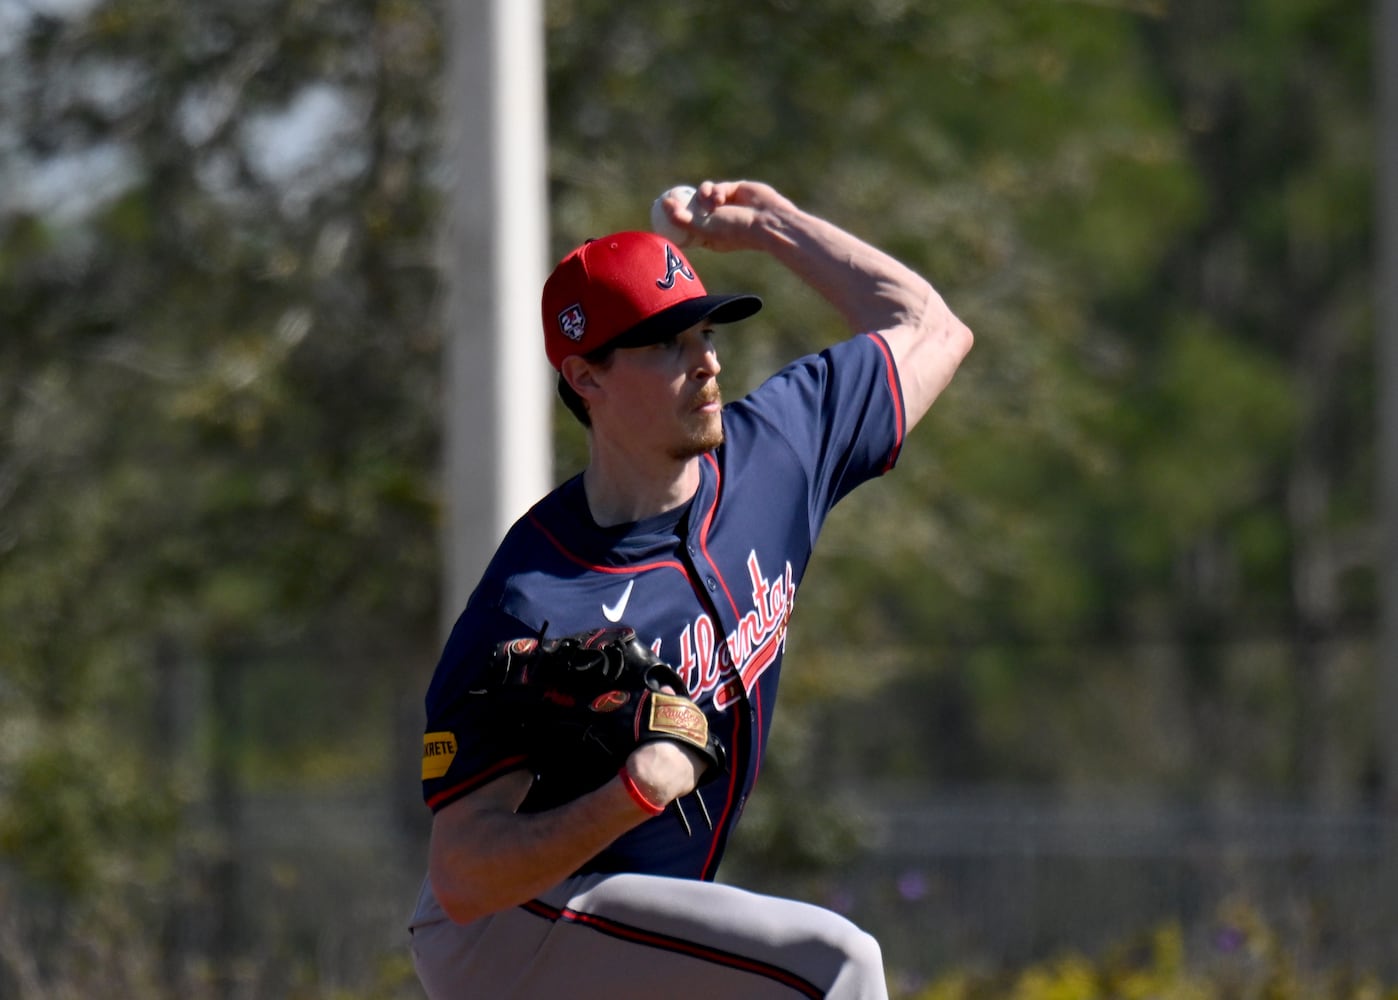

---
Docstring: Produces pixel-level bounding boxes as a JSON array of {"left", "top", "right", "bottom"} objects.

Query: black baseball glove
[{"left": 482, "top": 625, "right": 727, "bottom": 816}]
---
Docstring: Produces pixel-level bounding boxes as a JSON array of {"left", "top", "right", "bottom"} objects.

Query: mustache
[{"left": 694, "top": 383, "right": 722, "bottom": 407}]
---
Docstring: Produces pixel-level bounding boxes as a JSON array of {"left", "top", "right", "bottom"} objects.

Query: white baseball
[{"left": 650, "top": 184, "right": 698, "bottom": 247}]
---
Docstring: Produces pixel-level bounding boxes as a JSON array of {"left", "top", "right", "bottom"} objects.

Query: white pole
[
  {"left": 1379, "top": 4, "right": 1398, "bottom": 925},
  {"left": 442, "top": 0, "right": 552, "bottom": 632}
]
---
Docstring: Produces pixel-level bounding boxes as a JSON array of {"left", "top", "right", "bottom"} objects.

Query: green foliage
[
  {"left": 0, "top": 0, "right": 1385, "bottom": 993},
  {"left": 0, "top": 722, "right": 180, "bottom": 892},
  {"left": 1, "top": 1, "right": 445, "bottom": 992},
  {"left": 902, "top": 906, "right": 1398, "bottom": 1000}
]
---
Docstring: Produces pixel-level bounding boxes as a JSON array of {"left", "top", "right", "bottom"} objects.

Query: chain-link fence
[{"left": 4, "top": 787, "right": 1393, "bottom": 997}]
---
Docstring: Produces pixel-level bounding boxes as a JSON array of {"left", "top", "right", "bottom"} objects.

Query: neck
[{"left": 582, "top": 449, "right": 702, "bottom": 527}]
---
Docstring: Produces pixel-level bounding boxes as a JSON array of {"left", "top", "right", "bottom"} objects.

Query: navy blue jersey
[{"left": 421, "top": 332, "right": 906, "bottom": 880}]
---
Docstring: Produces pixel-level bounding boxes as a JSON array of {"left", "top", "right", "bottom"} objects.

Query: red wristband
[{"left": 617, "top": 767, "right": 665, "bottom": 816}]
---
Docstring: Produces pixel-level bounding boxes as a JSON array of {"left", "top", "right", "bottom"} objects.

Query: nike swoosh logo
[{"left": 602, "top": 580, "right": 635, "bottom": 623}]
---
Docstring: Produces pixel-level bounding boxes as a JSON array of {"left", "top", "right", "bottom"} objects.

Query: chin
[{"left": 671, "top": 424, "right": 725, "bottom": 461}]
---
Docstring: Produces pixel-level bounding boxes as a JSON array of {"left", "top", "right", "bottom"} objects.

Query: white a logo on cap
[
  {"left": 656, "top": 245, "right": 696, "bottom": 291},
  {"left": 558, "top": 304, "right": 587, "bottom": 342}
]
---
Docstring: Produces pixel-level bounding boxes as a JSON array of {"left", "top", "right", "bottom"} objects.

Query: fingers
[
  {"left": 691, "top": 179, "right": 735, "bottom": 216},
  {"left": 694, "top": 179, "right": 774, "bottom": 211},
  {"left": 674, "top": 181, "right": 751, "bottom": 251},
  {"left": 673, "top": 180, "right": 793, "bottom": 253}
]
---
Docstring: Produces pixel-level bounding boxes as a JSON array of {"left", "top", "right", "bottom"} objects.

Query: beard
[{"left": 667, "top": 385, "right": 724, "bottom": 461}]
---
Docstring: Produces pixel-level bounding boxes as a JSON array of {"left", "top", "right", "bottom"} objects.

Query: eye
[{"left": 648, "top": 327, "right": 716, "bottom": 353}]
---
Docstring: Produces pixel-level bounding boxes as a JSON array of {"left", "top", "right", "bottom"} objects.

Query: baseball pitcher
[{"left": 409, "top": 180, "right": 973, "bottom": 998}]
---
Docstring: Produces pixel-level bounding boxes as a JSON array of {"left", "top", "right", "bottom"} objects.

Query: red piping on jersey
[
  {"left": 697, "top": 454, "right": 743, "bottom": 621},
  {"left": 529, "top": 491, "right": 747, "bottom": 880},
  {"left": 426, "top": 754, "right": 529, "bottom": 812},
  {"left": 700, "top": 710, "right": 743, "bottom": 879},
  {"left": 529, "top": 514, "right": 691, "bottom": 579},
  {"left": 867, "top": 332, "right": 905, "bottom": 471},
  {"left": 679, "top": 561, "right": 744, "bottom": 881},
  {"left": 694, "top": 453, "right": 764, "bottom": 878},
  {"left": 519, "top": 898, "right": 825, "bottom": 998}
]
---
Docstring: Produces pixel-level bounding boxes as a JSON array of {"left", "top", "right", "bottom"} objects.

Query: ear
[{"left": 560, "top": 355, "right": 603, "bottom": 402}]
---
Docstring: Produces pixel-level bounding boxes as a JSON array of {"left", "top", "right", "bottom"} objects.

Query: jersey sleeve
[
  {"left": 728, "top": 332, "right": 905, "bottom": 531},
  {"left": 419, "top": 605, "right": 537, "bottom": 813}
]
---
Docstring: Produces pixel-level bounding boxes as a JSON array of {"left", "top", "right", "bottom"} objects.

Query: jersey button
[{"left": 705, "top": 577, "right": 717, "bottom": 591}]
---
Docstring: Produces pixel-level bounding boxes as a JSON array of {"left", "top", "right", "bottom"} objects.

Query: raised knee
[
  {"left": 842, "top": 924, "right": 883, "bottom": 978},
  {"left": 822, "top": 917, "right": 886, "bottom": 999}
]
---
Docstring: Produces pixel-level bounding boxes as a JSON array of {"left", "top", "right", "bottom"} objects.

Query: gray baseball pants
[{"left": 408, "top": 872, "right": 888, "bottom": 999}]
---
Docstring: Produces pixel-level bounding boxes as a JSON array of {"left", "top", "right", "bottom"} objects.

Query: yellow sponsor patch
[{"left": 421, "top": 731, "right": 458, "bottom": 780}]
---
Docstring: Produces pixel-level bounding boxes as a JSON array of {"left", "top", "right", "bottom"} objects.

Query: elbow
[
  {"left": 426, "top": 770, "right": 541, "bottom": 925},
  {"left": 955, "top": 317, "right": 974, "bottom": 361},
  {"left": 936, "top": 303, "right": 973, "bottom": 369},
  {"left": 440, "top": 897, "right": 491, "bottom": 926},
  {"left": 429, "top": 866, "right": 499, "bottom": 926},
  {"left": 429, "top": 838, "right": 520, "bottom": 925},
  {"left": 915, "top": 284, "right": 973, "bottom": 364}
]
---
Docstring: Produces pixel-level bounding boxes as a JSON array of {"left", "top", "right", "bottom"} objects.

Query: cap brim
[{"left": 606, "top": 293, "right": 763, "bottom": 352}]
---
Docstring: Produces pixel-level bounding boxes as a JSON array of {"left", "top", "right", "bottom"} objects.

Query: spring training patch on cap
[{"left": 558, "top": 304, "right": 586, "bottom": 342}]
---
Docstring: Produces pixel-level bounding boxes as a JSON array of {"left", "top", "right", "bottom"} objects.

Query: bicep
[{"left": 881, "top": 290, "right": 974, "bottom": 430}]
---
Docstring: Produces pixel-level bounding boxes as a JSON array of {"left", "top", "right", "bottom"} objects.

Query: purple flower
[
  {"left": 1214, "top": 926, "right": 1245, "bottom": 953},
  {"left": 896, "top": 870, "right": 928, "bottom": 902}
]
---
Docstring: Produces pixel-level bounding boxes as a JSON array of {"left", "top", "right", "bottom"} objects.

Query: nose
[
  {"left": 688, "top": 331, "right": 720, "bottom": 379},
  {"left": 697, "top": 344, "right": 720, "bottom": 379}
]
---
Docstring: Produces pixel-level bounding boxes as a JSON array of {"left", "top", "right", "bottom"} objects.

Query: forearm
[
  {"left": 429, "top": 737, "right": 705, "bottom": 925},
  {"left": 681, "top": 180, "right": 934, "bottom": 339},
  {"left": 429, "top": 771, "right": 649, "bottom": 924},
  {"left": 746, "top": 189, "right": 973, "bottom": 426},
  {"left": 754, "top": 200, "right": 935, "bottom": 339}
]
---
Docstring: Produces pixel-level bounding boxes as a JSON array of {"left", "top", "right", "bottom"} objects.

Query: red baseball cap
[{"left": 541, "top": 231, "right": 762, "bottom": 370}]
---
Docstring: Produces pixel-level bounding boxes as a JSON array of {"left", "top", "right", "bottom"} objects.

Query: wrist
[{"left": 617, "top": 766, "right": 666, "bottom": 816}]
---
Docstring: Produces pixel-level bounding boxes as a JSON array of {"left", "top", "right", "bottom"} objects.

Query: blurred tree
[
  {"left": 1133, "top": 0, "right": 1375, "bottom": 804},
  {"left": 546, "top": 0, "right": 1187, "bottom": 819},
  {"left": 0, "top": 0, "right": 1381, "bottom": 992},
  {"left": 0, "top": 0, "right": 444, "bottom": 992},
  {"left": 543, "top": 0, "right": 1376, "bottom": 848}
]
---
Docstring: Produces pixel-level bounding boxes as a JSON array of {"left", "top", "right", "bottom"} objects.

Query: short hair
[{"left": 556, "top": 374, "right": 590, "bottom": 427}]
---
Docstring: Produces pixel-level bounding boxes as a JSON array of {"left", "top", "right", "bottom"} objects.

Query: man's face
[{"left": 593, "top": 323, "right": 724, "bottom": 461}]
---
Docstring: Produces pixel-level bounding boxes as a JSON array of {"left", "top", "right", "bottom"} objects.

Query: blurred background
[{"left": 1, "top": 0, "right": 1393, "bottom": 997}]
